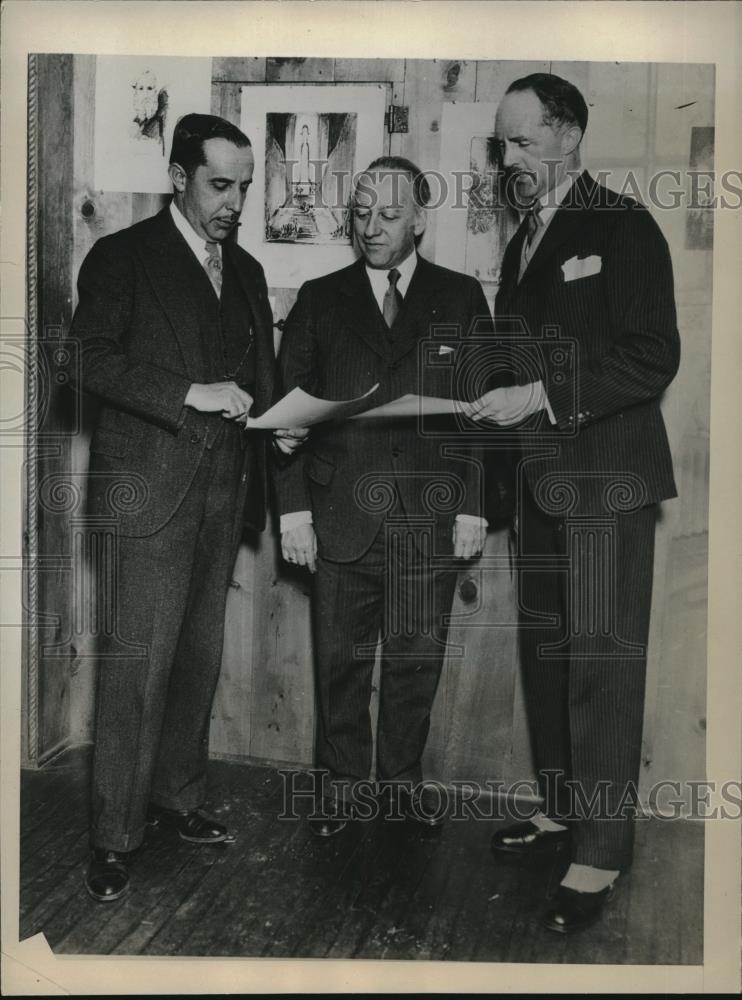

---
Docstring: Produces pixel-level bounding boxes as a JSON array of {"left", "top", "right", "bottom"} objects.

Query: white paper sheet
[
  {"left": 244, "top": 384, "right": 380, "bottom": 430},
  {"left": 351, "top": 394, "right": 469, "bottom": 420}
]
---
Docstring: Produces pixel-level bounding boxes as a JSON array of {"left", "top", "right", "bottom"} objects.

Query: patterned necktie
[
  {"left": 204, "top": 241, "right": 223, "bottom": 296},
  {"left": 383, "top": 268, "right": 403, "bottom": 328},
  {"left": 525, "top": 203, "right": 543, "bottom": 253}
]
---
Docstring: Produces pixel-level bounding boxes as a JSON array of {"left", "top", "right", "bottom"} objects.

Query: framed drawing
[
  {"left": 239, "top": 84, "right": 387, "bottom": 287},
  {"left": 94, "top": 54, "right": 212, "bottom": 193}
]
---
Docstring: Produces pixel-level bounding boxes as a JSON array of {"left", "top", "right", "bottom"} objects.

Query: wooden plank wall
[
  {"left": 31, "top": 54, "right": 76, "bottom": 762},
  {"left": 26, "top": 57, "right": 711, "bottom": 804}
]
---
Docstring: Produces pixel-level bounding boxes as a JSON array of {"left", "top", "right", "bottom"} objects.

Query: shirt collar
[
  {"left": 169, "top": 200, "right": 221, "bottom": 262},
  {"left": 533, "top": 173, "right": 576, "bottom": 228},
  {"left": 365, "top": 248, "right": 418, "bottom": 300}
]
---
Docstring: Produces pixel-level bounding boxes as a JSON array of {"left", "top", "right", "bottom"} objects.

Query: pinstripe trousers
[
  {"left": 518, "top": 484, "right": 657, "bottom": 870},
  {"left": 311, "top": 508, "right": 457, "bottom": 802}
]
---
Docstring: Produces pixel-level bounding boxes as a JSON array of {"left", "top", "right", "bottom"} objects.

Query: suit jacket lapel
[
  {"left": 518, "top": 171, "right": 595, "bottom": 286},
  {"left": 223, "top": 240, "right": 275, "bottom": 415},
  {"left": 135, "top": 209, "right": 206, "bottom": 382},
  {"left": 497, "top": 218, "right": 528, "bottom": 309},
  {"left": 388, "top": 256, "right": 440, "bottom": 364},
  {"left": 338, "top": 258, "right": 389, "bottom": 359}
]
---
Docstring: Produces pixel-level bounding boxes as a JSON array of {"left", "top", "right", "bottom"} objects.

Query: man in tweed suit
[
  {"left": 71, "top": 114, "right": 284, "bottom": 901},
  {"left": 275, "top": 157, "right": 491, "bottom": 835},
  {"left": 466, "top": 74, "right": 680, "bottom": 932}
]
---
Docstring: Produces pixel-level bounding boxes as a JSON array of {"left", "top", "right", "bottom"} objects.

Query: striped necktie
[
  {"left": 204, "top": 241, "right": 223, "bottom": 296},
  {"left": 525, "top": 203, "right": 543, "bottom": 255}
]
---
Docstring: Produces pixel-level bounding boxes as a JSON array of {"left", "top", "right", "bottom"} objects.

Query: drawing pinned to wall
[
  {"left": 265, "top": 112, "right": 356, "bottom": 246},
  {"left": 241, "top": 85, "right": 386, "bottom": 287},
  {"left": 435, "top": 103, "right": 520, "bottom": 309},
  {"left": 464, "top": 134, "right": 518, "bottom": 287},
  {"left": 685, "top": 126, "right": 714, "bottom": 250},
  {"left": 94, "top": 55, "right": 211, "bottom": 193},
  {"left": 130, "top": 68, "right": 168, "bottom": 154}
]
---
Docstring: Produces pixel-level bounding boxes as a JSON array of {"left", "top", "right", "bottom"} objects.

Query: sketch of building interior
[{"left": 264, "top": 111, "right": 357, "bottom": 245}]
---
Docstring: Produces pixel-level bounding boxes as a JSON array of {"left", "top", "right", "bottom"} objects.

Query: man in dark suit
[
  {"left": 71, "top": 114, "right": 281, "bottom": 901},
  {"left": 466, "top": 74, "right": 680, "bottom": 932},
  {"left": 275, "top": 157, "right": 491, "bottom": 835}
]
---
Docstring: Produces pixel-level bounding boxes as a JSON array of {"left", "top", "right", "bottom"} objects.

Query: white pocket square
[
  {"left": 561, "top": 254, "right": 602, "bottom": 282},
  {"left": 438, "top": 345, "right": 455, "bottom": 355}
]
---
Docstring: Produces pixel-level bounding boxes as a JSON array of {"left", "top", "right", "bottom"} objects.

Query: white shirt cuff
[
  {"left": 455, "top": 514, "right": 488, "bottom": 528},
  {"left": 535, "top": 380, "right": 557, "bottom": 424},
  {"left": 280, "top": 511, "right": 313, "bottom": 532}
]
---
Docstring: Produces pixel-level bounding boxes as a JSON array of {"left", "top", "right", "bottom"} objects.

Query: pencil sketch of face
[
  {"left": 132, "top": 70, "right": 159, "bottom": 124},
  {"left": 130, "top": 69, "right": 168, "bottom": 154}
]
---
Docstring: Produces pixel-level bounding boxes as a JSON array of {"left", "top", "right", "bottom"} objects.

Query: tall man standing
[
  {"left": 72, "top": 114, "right": 278, "bottom": 901},
  {"left": 466, "top": 74, "right": 680, "bottom": 932},
  {"left": 275, "top": 157, "right": 490, "bottom": 835}
]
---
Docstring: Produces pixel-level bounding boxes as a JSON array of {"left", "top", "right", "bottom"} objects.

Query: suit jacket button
[{"left": 190, "top": 433, "right": 201, "bottom": 443}]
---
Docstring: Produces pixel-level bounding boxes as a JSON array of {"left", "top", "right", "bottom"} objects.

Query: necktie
[
  {"left": 525, "top": 203, "right": 543, "bottom": 254},
  {"left": 204, "top": 241, "right": 223, "bottom": 296},
  {"left": 383, "top": 268, "right": 403, "bottom": 328}
]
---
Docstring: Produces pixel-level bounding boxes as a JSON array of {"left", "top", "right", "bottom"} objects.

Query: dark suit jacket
[
  {"left": 273, "top": 255, "right": 492, "bottom": 562},
  {"left": 70, "top": 207, "right": 275, "bottom": 536},
  {"left": 494, "top": 171, "right": 680, "bottom": 514}
]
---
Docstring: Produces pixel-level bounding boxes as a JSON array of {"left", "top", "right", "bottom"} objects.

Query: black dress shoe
[
  {"left": 146, "top": 804, "right": 232, "bottom": 844},
  {"left": 542, "top": 883, "right": 615, "bottom": 934},
  {"left": 85, "top": 848, "right": 130, "bottom": 902},
  {"left": 308, "top": 816, "right": 349, "bottom": 838},
  {"left": 491, "top": 820, "right": 570, "bottom": 856},
  {"left": 400, "top": 785, "right": 447, "bottom": 827}
]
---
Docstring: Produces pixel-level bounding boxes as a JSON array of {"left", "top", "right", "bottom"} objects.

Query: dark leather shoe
[
  {"left": 542, "top": 884, "right": 615, "bottom": 934},
  {"left": 491, "top": 820, "right": 570, "bottom": 856},
  {"left": 309, "top": 816, "right": 349, "bottom": 838},
  {"left": 85, "top": 848, "right": 130, "bottom": 902},
  {"left": 400, "top": 785, "right": 447, "bottom": 827},
  {"left": 147, "top": 804, "right": 232, "bottom": 844}
]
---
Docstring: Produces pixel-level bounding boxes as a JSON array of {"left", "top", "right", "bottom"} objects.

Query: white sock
[
  {"left": 560, "top": 863, "right": 619, "bottom": 893},
  {"left": 531, "top": 812, "right": 567, "bottom": 833}
]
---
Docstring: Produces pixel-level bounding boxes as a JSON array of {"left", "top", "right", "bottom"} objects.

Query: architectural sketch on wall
[
  {"left": 435, "top": 102, "right": 520, "bottom": 308},
  {"left": 265, "top": 112, "right": 356, "bottom": 246},
  {"left": 240, "top": 84, "right": 387, "bottom": 287},
  {"left": 463, "top": 133, "right": 519, "bottom": 287},
  {"left": 686, "top": 126, "right": 714, "bottom": 250},
  {"left": 93, "top": 55, "right": 211, "bottom": 193}
]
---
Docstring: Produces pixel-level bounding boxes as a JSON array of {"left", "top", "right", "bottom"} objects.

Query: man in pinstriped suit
[
  {"left": 466, "top": 74, "right": 680, "bottom": 932},
  {"left": 275, "top": 158, "right": 491, "bottom": 836}
]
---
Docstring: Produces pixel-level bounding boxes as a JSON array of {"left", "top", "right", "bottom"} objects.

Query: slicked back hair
[
  {"left": 170, "top": 113, "right": 251, "bottom": 176},
  {"left": 505, "top": 73, "right": 588, "bottom": 136}
]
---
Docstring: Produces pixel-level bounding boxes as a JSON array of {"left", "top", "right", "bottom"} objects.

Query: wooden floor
[{"left": 19, "top": 747, "right": 703, "bottom": 963}]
